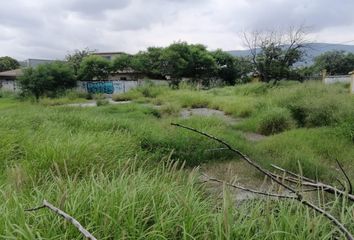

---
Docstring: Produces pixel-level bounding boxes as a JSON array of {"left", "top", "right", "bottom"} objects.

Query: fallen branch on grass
[
  {"left": 270, "top": 164, "right": 354, "bottom": 201},
  {"left": 171, "top": 122, "right": 354, "bottom": 240},
  {"left": 202, "top": 173, "right": 296, "bottom": 199},
  {"left": 25, "top": 199, "right": 97, "bottom": 240}
]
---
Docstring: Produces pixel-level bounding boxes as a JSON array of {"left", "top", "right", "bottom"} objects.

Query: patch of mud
[
  {"left": 243, "top": 132, "right": 267, "bottom": 142},
  {"left": 199, "top": 160, "right": 292, "bottom": 202},
  {"left": 180, "top": 108, "right": 243, "bottom": 125}
]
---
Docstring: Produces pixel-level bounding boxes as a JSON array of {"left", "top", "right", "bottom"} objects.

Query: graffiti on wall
[
  {"left": 86, "top": 81, "right": 125, "bottom": 94},
  {"left": 113, "top": 82, "right": 124, "bottom": 93}
]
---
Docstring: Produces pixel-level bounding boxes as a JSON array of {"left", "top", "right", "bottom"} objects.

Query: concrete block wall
[{"left": 323, "top": 75, "right": 352, "bottom": 84}]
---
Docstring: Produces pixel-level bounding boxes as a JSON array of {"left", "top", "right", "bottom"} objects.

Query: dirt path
[
  {"left": 66, "top": 99, "right": 131, "bottom": 107},
  {"left": 179, "top": 107, "right": 266, "bottom": 142},
  {"left": 180, "top": 108, "right": 243, "bottom": 125}
]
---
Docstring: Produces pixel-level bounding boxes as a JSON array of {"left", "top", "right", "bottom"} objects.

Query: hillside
[{"left": 228, "top": 42, "right": 354, "bottom": 65}]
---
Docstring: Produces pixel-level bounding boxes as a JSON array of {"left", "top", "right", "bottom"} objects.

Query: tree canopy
[
  {"left": 66, "top": 48, "right": 94, "bottom": 77},
  {"left": 243, "top": 27, "right": 307, "bottom": 82},
  {"left": 18, "top": 62, "right": 76, "bottom": 99},
  {"left": 78, "top": 55, "right": 111, "bottom": 81},
  {"left": 0, "top": 56, "right": 20, "bottom": 72},
  {"left": 313, "top": 50, "right": 354, "bottom": 75}
]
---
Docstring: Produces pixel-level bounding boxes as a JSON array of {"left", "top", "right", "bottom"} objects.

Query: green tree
[
  {"left": 187, "top": 44, "right": 217, "bottom": 85},
  {"left": 0, "top": 56, "right": 20, "bottom": 72},
  {"left": 210, "top": 50, "right": 253, "bottom": 85},
  {"left": 131, "top": 47, "right": 164, "bottom": 78},
  {"left": 313, "top": 50, "right": 354, "bottom": 75},
  {"left": 78, "top": 55, "right": 111, "bottom": 81},
  {"left": 112, "top": 53, "right": 132, "bottom": 71},
  {"left": 65, "top": 48, "right": 94, "bottom": 77},
  {"left": 243, "top": 27, "right": 307, "bottom": 82},
  {"left": 18, "top": 62, "right": 76, "bottom": 99},
  {"left": 159, "top": 42, "right": 216, "bottom": 85}
]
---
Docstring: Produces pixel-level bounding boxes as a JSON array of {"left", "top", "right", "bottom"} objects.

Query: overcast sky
[{"left": 1, "top": 0, "right": 354, "bottom": 60}]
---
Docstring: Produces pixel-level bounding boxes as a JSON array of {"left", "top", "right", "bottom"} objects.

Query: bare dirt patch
[
  {"left": 180, "top": 108, "right": 243, "bottom": 125},
  {"left": 180, "top": 107, "right": 267, "bottom": 141},
  {"left": 243, "top": 132, "right": 267, "bottom": 142},
  {"left": 199, "top": 160, "right": 291, "bottom": 202},
  {"left": 66, "top": 99, "right": 132, "bottom": 107}
]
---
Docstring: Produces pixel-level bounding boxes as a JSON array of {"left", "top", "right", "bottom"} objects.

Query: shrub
[
  {"left": 177, "top": 91, "right": 210, "bottom": 108},
  {"left": 18, "top": 62, "right": 76, "bottom": 99},
  {"left": 78, "top": 55, "right": 111, "bottom": 81},
  {"left": 258, "top": 107, "right": 294, "bottom": 135},
  {"left": 65, "top": 89, "right": 92, "bottom": 100},
  {"left": 160, "top": 103, "right": 181, "bottom": 116},
  {"left": 112, "top": 90, "right": 143, "bottom": 101},
  {"left": 287, "top": 97, "right": 347, "bottom": 128},
  {"left": 96, "top": 98, "right": 109, "bottom": 106},
  {"left": 137, "top": 83, "right": 166, "bottom": 98}
]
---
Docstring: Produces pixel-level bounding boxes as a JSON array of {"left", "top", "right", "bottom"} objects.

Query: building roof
[
  {"left": 0, "top": 68, "right": 23, "bottom": 78},
  {"left": 93, "top": 52, "right": 126, "bottom": 56}
]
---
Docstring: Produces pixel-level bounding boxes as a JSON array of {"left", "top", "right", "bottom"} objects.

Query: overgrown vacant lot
[{"left": 0, "top": 81, "right": 353, "bottom": 239}]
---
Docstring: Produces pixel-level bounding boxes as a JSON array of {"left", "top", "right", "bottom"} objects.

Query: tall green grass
[{"left": 1, "top": 81, "right": 354, "bottom": 239}]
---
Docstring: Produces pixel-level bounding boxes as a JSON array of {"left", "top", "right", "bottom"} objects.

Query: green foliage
[
  {"left": 1, "top": 81, "right": 354, "bottom": 239},
  {"left": 159, "top": 103, "right": 181, "bottom": 116},
  {"left": 160, "top": 42, "right": 217, "bottom": 85},
  {"left": 18, "top": 62, "right": 76, "bottom": 99},
  {"left": 258, "top": 107, "right": 294, "bottom": 135},
  {"left": 0, "top": 56, "right": 20, "bottom": 72},
  {"left": 256, "top": 44, "right": 304, "bottom": 82},
  {"left": 111, "top": 53, "right": 133, "bottom": 71},
  {"left": 78, "top": 55, "right": 111, "bottom": 81},
  {"left": 137, "top": 83, "right": 166, "bottom": 98},
  {"left": 65, "top": 48, "right": 93, "bottom": 76},
  {"left": 131, "top": 47, "right": 165, "bottom": 78},
  {"left": 112, "top": 90, "right": 143, "bottom": 101},
  {"left": 314, "top": 50, "right": 354, "bottom": 75},
  {"left": 96, "top": 98, "right": 109, "bottom": 106}
]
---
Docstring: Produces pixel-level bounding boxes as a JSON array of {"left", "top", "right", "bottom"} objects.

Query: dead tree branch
[
  {"left": 270, "top": 164, "right": 354, "bottom": 201},
  {"left": 171, "top": 122, "right": 353, "bottom": 240},
  {"left": 336, "top": 159, "right": 353, "bottom": 194},
  {"left": 26, "top": 199, "right": 97, "bottom": 240},
  {"left": 202, "top": 173, "right": 296, "bottom": 199}
]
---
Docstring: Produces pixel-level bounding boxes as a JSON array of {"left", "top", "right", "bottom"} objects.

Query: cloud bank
[{"left": 1, "top": 0, "right": 354, "bottom": 60}]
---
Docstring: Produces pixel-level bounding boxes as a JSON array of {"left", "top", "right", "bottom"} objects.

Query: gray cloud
[{"left": 1, "top": 0, "right": 354, "bottom": 60}]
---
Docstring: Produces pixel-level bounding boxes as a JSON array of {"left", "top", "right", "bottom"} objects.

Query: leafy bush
[
  {"left": 18, "top": 62, "right": 76, "bottom": 99},
  {"left": 287, "top": 97, "right": 347, "bottom": 127},
  {"left": 258, "top": 107, "right": 294, "bottom": 135},
  {"left": 78, "top": 55, "right": 111, "bottom": 81}
]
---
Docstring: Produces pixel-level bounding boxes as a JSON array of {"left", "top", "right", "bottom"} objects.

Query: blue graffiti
[
  {"left": 113, "top": 82, "right": 123, "bottom": 93},
  {"left": 87, "top": 81, "right": 114, "bottom": 94}
]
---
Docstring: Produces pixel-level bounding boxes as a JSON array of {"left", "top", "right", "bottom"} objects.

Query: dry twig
[
  {"left": 202, "top": 173, "right": 296, "bottom": 199},
  {"left": 26, "top": 199, "right": 97, "bottom": 240},
  {"left": 270, "top": 164, "right": 354, "bottom": 202}
]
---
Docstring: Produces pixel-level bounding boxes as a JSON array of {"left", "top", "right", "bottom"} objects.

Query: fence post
[
  {"left": 321, "top": 69, "right": 327, "bottom": 83},
  {"left": 350, "top": 71, "right": 354, "bottom": 94}
]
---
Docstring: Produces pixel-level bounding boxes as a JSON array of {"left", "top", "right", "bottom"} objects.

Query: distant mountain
[{"left": 227, "top": 43, "right": 354, "bottom": 66}]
